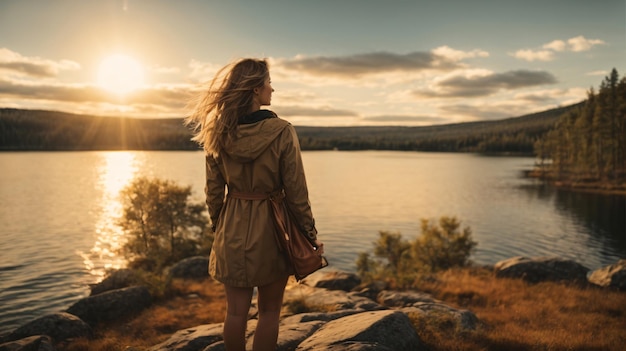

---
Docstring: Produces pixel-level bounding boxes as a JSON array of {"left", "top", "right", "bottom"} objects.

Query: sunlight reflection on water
[{"left": 77, "top": 151, "right": 141, "bottom": 281}]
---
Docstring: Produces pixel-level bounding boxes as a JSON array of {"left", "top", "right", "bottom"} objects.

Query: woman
[{"left": 186, "top": 58, "right": 323, "bottom": 351}]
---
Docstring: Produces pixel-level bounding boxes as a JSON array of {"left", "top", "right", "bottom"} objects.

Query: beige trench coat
[{"left": 205, "top": 112, "right": 317, "bottom": 287}]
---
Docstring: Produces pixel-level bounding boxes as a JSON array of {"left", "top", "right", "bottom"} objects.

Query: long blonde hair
[{"left": 186, "top": 58, "right": 269, "bottom": 155}]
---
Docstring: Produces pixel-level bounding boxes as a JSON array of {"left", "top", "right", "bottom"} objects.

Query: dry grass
[
  {"left": 57, "top": 269, "right": 626, "bottom": 351},
  {"left": 412, "top": 266, "right": 626, "bottom": 351},
  {"left": 58, "top": 279, "right": 226, "bottom": 351}
]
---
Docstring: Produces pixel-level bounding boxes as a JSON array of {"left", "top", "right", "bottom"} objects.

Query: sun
[{"left": 97, "top": 54, "right": 144, "bottom": 95}]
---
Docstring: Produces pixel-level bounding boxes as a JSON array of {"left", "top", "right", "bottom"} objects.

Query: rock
[
  {"left": 201, "top": 341, "right": 224, "bottom": 351},
  {"left": 402, "top": 303, "right": 479, "bottom": 331},
  {"left": 377, "top": 289, "right": 478, "bottom": 331},
  {"left": 150, "top": 320, "right": 259, "bottom": 351},
  {"left": 148, "top": 323, "right": 223, "bottom": 351},
  {"left": 66, "top": 286, "right": 151, "bottom": 326},
  {"left": 494, "top": 256, "right": 589, "bottom": 283},
  {"left": 377, "top": 290, "right": 437, "bottom": 307},
  {"left": 295, "top": 310, "right": 426, "bottom": 350},
  {"left": 351, "top": 281, "right": 389, "bottom": 301},
  {"left": 90, "top": 269, "right": 140, "bottom": 295},
  {"left": 281, "top": 310, "right": 363, "bottom": 325},
  {"left": 283, "top": 284, "right": 383, "bottom": 312},
  {"left": 0, "top": 335, "right": 55, "bottom": 351},
  {"left": 302, "top": 271, "right": 361, "bottom": 292},
  {"left": 588, "top": 259, "right": 626, "bottom": 290},
  {"left": 168, "top": 256, "right": 209, "bottom": 280},
  {"left": 3, "top": 312, "right": 91, "bottom": 343},
  {"left": 274, "top": 321, "right": 324, "bottom": 351},
  {"left": 307, "top": 342, "right": 393, "bottom": 350}
]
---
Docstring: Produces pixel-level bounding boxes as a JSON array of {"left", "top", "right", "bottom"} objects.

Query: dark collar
[{"left": 238, "top": 109, "right": 277, "bottom": 125}]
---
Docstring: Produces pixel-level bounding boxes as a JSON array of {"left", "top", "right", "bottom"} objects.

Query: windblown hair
[{"left": 186, "top": 58, "right": 269, "bottom": 155}]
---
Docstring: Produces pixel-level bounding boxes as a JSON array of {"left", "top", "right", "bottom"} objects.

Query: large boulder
[
  {"left": 402, "top": 303, "right": 479, "bottom": 331},
  {"left": 168, "top": 256, "right": 209, "bottom": 280},
  {"left": 140, "top": 273, "right": 485, "bottom": 350},
  {"left": 3, "top": 312, "right": 91, "bottom": 343},
  {"left": 377, "top": 290, "right": 437, "bottom": 307},
  {"left": 295, "top": 310, "right": 426, "bottom": 350},
  {"left": 148, "top": 323, "right": 224, "bottom": 351},
  {"left": 273, "top": 321, "right": 325, "bottom": 351},
  {"left": 494, "top": 256, "right": 589, "bottom": 283},
  {"left": 302, "top": 271, "right": 361, "bottom": 292},
  {"left": 90, "top": 268, "right": 140, "bottom": 296},
  {"left": 283, "top": 284, "right": 384, "bottom": 313},
  {"left": 66, "top": 286, "right": 151, "bottom": 326},
  {"left": 0, "top": 335, "right": 55, "bottom": 351},
  {"left": 377, "top": 290, "right": 478, "bottom": 330},
  {"left": 588, "top": 259, "right": 626, "bottom": 290}
]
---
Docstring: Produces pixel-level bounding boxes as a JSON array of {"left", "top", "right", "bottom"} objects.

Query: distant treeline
[
  {"left": 535, "top": 68, "right": 626, "bottom": 183},
  {"left": 296, "top": 104, "right": 580, "bottom": 154},
  {"left": 0, "top": 103, "right": 582, "bottom": 154},
  {"left": 0, "top": 109, "right": 197, "bottom": 151}
]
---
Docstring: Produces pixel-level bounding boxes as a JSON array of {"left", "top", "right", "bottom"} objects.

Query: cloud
[
  {"left": 432, "top": 46, "right": 489, "bottom": 61},
  {"left": 440, "top": 103, "right": 530, "bottom": 121},
  {"left": 586, "top": 70, "right": 607, "bottom": 76},
  {"left": 0, "top": 77, "right": 192, "bottom": 111},
  {"left": 0, "top": 48, "right": 80, "bottom": 78},
  {"left": 514, "top": 88, "right": 586, "bottom": 103},
  {"left": 151, "top": 65, "right": 181, "bottom": 75},
  {"left": 362, "top": 114, "right": 447, "bottom": 124},
  {"left": 415, "top": 70, "right": 557, "bottom": 98},
  {"left": 276, "top": 46, "right": 487, "bottom": 78},
  {"left": 567, "top": 36, "right": 605, "bottom": 52},
  {"left": 187, "top": 59, "right": 222, "bottom": 83},
  {"left": 512, "top": 36, "right": 606, "bottom": 62},
  {"left": 542, "top": 40, "right": 567, "bottom": 52},
  {"left": 511, "top": 49, "right": 555, "bottom": 62},
  {"left": 274, "top": 105, "right": 358, "bottom": 118}
]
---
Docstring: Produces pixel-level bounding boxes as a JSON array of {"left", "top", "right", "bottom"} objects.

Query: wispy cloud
[
  {"left": 512, "top": 35, "right": 606, "bottom": 62},
  {"left": 151, "top": 65, "right": 181, "bottom": 75},
  {"left": 586, "top": 70, "right": 608, "bottom": 76},
  {"left": 362, "top": 114, "right": 447, "bottom": 124},
  {"left": 274, "top": 105, "right": 358, "bottom": 118},
  {"left": 511, "top": 50, "right": 555, "bottom": 62},
  {"left": 567, "top": 36, "right": 606, "bottom": 52},
  {"left": 0, "top": 48, "right": 80, "bottom": 78},
  {"left": 415, "top": 70, "right": 557, "bottom": 98},
  {"left": 0, "top": 77, "right": 192, "bottom": 114},
  {"left": 276, "top": 46, "right": 488, "bottom": 78},
  {"left": 440, "top": 103, "right": 530, "bottom": 121},
  {"left": 187, "top": 59, "right": 222, "bottom": 83},
  {"left": 514, "top": 88, "right": 586, "bottom": 104}
]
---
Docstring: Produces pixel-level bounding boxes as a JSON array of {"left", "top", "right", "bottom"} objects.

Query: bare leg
[
  {"left": 224, "top": 284, "right": 253, "bottom": 351},
  {"left": 252, "top": 275, "right": 289, "bottom": 351}
]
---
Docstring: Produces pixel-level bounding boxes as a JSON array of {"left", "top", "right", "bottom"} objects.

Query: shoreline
[{"left": 524, "top": 169, "right": 626, "bottom": 197}]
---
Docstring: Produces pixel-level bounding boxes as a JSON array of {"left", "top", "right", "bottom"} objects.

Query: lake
[{"left": 0, "top": 151, "right": 624, "bottom": 335}]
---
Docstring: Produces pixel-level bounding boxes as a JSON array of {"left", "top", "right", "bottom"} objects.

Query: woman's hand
[{"left": 314, "top": 239, "right": 324, "bottom": 255}]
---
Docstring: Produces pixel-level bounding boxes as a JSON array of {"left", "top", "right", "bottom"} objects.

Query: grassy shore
[
  {"left": 58, "top": 267, "right": 626, "bottom": 351},
  {"left": 526, "top": 169, "right": 626, "bottom": 196}
]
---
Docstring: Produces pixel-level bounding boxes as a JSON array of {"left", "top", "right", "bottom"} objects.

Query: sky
[{"left": 0, "top": 0, "right": 624, "bottom": 126}]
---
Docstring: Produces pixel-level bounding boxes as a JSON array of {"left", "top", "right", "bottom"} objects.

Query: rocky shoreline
[{"left": 1, "top": 256, "right": 625, "bottom": 351}]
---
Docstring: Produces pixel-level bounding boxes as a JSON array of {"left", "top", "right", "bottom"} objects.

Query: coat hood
[{"left": 221, "top": 109, "right": 290, "bottom": 162}]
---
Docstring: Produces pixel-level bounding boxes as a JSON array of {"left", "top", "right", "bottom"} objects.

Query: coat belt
[{"left": 228, "top": 189, "right": 285, "bottom": 201}]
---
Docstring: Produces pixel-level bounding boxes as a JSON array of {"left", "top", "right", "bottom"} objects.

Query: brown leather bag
[{"left": 268, "top": 191, "right": 328, "bottom": 281}]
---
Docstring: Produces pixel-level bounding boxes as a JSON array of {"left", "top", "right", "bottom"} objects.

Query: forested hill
[{"left": 0, "top": 103, "right": 582, "bottom": 154}]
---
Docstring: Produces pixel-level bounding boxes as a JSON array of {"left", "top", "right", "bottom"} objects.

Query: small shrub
[
  {"left": 356, "top": 216, "right": 477, "bottom": 289},
  {"left": 118, "top": 177, "right": 212, "bottom": 272}
]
